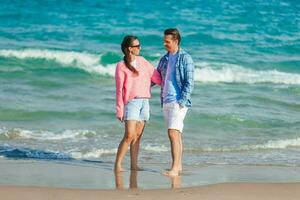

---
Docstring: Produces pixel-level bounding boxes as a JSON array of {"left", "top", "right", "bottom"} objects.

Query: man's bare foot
[
  {"left": 166, "top": 167, "right": 182, "bottom": 173},
  {"left": 163, "top": 170, "right": 179, "bottom": 177},
  {"left": 178, "top": 163, "right": 182, "bottom": 172}
]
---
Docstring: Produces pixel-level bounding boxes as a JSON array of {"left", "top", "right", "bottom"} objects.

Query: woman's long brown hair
[{"left": 121, "top": 35, "right": 139, "bottom": 75}]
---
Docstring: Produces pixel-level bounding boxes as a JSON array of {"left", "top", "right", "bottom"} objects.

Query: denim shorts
[{"left": 124, "top": 98, "right": 150, "bottom": 121}]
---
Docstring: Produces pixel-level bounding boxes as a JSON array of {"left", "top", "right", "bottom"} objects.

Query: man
[{"left": 157, "top": 28, "right": 194, "bottom": 176}]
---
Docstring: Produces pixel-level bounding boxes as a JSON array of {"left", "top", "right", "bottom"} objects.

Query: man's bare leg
[
  {"left": 178, "top": 133, "right": 183, "bottom": 172},
  {"left": 164, "top": 128, "right": 181, "bottom": 176}
]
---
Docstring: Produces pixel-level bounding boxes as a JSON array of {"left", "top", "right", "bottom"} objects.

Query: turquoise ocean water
[{"left": 0, "top": 0, "right": 300, "bottom": 178}]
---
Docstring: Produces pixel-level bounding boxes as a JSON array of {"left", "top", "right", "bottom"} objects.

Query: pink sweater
[{"left": 115, "top": 56, "right": 161, "bottom": 118}]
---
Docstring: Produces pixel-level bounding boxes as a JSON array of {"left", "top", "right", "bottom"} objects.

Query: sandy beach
[
  {"left": 1, "top": 1, "right": 300, "bottom": 200},
  {"left": 1, "top": 183, "right": 300, "bottom": 200}
]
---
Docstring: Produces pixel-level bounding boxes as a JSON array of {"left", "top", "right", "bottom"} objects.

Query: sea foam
[{"left": 1, "top": 49, "right": 300, "bottom": 85}]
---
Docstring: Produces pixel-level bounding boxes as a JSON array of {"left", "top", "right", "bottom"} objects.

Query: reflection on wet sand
[
  {"left": 114, "top": 170, "right": 138, "bottom": 189},
  {"left": 114, "top": 170, "right": 182, "bottom": 189},
  {"left": 170, "top": 175, "right": 181, "bottom": 188}
]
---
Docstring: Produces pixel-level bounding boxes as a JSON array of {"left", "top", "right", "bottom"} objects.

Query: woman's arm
[{"left": 115, "top": 63, "right": 125, "bottom": 120}]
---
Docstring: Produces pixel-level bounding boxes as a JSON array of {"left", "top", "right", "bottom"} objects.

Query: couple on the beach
[{"left": 114, "top": 28, "right": 194, "bottom": 177}]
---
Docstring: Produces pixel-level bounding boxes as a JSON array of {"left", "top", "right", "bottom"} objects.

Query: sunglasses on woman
[{"left": 130, "top": 44, "right": 141, "bottom": 48}]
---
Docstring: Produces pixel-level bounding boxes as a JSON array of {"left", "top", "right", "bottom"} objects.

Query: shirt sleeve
[
  {"left": 178, "top": 55, "right": 194, "bottom": 107},
  {"left": 115, "top": 63, "right": 125, "bottom": 118},
  {"left": 145, "top": 57, "right": 162, "bottom": 85}
]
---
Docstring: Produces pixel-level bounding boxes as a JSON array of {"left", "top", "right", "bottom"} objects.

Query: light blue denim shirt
[{"left": 157, "top": 48, "right": 194, "bottom": 107}]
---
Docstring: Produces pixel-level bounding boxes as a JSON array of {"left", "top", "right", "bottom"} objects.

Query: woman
[{"left": 114, "top": 35, "right": 161, "bottom": 172}]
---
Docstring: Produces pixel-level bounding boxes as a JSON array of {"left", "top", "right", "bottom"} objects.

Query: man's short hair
[{"left": 164, "top": 28, "right": 181, "bottom": 45}]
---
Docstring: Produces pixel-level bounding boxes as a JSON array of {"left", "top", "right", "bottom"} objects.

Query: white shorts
[{"left": 163, "top": 102, "right": 188, "bottom": 133}]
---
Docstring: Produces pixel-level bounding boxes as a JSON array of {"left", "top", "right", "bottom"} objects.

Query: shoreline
[
  {"left": 1, "top": 158, "right": 300, "bottom": 189},
  {"left": 1, "top": 183, "right": 300, "bottom": 200}
]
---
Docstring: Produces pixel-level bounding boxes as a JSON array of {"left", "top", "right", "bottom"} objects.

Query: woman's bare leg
[
  {"left": 114, "top": 120, "right": 137, "bottom": 172},
  {"left": 130, "top": 121, "right": 145, "bottom": 170}
]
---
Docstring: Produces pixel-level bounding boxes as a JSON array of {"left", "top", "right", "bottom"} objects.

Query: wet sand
[{"left": 1, "top": 183, "right": 300, "bottom": 200}]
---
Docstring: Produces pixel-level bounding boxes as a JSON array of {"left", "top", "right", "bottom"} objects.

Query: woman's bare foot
[
  {"left": 114, "top": 165, "right": 125, "bottom": 172},
  {"left": 130, "top": 166, "right": 144, "bottom": 171}
]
